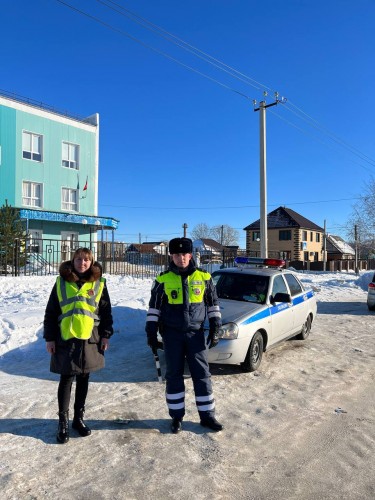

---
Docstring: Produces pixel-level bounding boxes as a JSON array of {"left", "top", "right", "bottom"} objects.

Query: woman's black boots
[
  {"left": 72, "top": 407, "right": 91, "bottom": 437},
  {"left": 56, "top": 411, "right": 69, "bottom": 444}
]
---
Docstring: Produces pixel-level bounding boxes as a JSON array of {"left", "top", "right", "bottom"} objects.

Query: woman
[{"left": 44, "top": 247, "right": 113, "bottom": 444}]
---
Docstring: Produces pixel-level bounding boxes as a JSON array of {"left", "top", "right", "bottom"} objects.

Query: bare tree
[
  {"left": 211, "top": 225, "right": 239, "bottom": 246},
  {"left": 346, "top": 177, "right": 375, "bottom": 257},
  {"left": 190, "top": 223, "right": 212, "bottom": 241}
]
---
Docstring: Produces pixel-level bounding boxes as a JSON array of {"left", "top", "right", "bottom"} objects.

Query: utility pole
[
  {"left": 253, "top": 92, "right": 286, "bottom": 258},
  {"left": 323, "top": 220, "right": 327, "bottom": 272},
  {"left": 182, "top": 223, "right": 188, "bottom": 237},
  {"left": 220, "top": 225, "right": 224, "bottom": 245},
  {"left": 354, "top": 224, "right": 359, "bottom": 275}
]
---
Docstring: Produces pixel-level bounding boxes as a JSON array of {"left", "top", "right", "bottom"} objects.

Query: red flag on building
[{"left": 83, "top": 176, "right": 88, "bottom": 191}]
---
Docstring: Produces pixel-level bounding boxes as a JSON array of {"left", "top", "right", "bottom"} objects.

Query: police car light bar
[{"left": 235, "top": 256, "right": 285, "bottom": 268}]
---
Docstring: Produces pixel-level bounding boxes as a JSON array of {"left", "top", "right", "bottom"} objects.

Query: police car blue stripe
[
  {"left": 240, "top": 290, "right": 315, "bottom": 326},
  {"left": 241, "top": 308, "right": 270, "bottom": 325}
]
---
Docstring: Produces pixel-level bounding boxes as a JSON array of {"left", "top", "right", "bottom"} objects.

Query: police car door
[
  {"left": 283, "top": 273, "right": 308, "bottom": 335},
  {"left": 269, "top": 274, "right": 294, "bottom": 343}
]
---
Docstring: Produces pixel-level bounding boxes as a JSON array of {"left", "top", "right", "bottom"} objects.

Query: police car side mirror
[{"left": 271, "top": 292, "right": 292, "bottom": 304}]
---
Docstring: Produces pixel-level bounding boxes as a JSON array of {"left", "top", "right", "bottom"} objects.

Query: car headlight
[{"left": 218, "top": 322, "right": 239, "bottom": 340}]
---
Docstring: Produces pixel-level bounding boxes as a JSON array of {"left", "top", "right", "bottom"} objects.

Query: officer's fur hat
[{"left": 169, "top": 237, "right": 193, "bottom": 254}]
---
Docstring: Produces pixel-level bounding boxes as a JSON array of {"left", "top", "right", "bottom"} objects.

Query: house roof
[
  {"left": 127, "top": 243, "right": 165, "bottom": 254},
  {"left": 326, "top": 235, "right": 355, "bottom": 255},
  {"left": 244, "top": 206, "right": 324, "bottom": 232},
  {"left": 193, "top": 238, "right": 223, "bottom": 251}
]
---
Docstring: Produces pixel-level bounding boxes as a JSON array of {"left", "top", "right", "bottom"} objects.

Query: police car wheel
[
  {"left": 295, "top": 315, "right": 311, "bottom": 340},
  {"left": 241, "top": 331, "right": 263, "bottom": 372}
]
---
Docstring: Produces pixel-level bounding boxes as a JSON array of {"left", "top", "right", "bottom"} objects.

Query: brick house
[{"left": 244, "top": 206, "right": 325, "bottom": 262}]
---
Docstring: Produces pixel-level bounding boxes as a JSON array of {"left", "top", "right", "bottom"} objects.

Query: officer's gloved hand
[
  {"left": 147, "top": 333, "right": 159, "bottom": 352},
  {"left": 207, "top": 327, "right": 220, "bottom": 349}
]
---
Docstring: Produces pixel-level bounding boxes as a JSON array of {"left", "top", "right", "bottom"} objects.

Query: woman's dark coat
[{"left": 43, "top": 260, "right": 114, "bottom": 375}]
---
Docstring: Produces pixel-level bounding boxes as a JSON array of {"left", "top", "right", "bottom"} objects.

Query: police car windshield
[{"left": 212, "top": 272, "right": 269, "bottom": 304}]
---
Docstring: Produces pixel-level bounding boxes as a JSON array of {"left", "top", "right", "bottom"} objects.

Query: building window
[
  {"left": 302, "top": 230, "right": 307, "bottom": 241},
  {"left": 62, "top": 188, "right": 78, "bottom": 211},
  {"left": 22, "top": 181, "right": 42, "bottom": 207},
  {"left": 316, "top": 233, "right": 321, "bottom": 243},
  {"left": 22, "top": 131, "right": 43, "bottom": 162},
  {"left": 310, "top": 232, "right": 313, "bottom": 242},
  {"left": 279, "top": 230, "right": 291, "bottom": 241},
  {"left": 62, "top": 142, "right": 79, "bottom": 169},
  {"left": 252, "top": 231, "right": 260, "bottom": 241}
]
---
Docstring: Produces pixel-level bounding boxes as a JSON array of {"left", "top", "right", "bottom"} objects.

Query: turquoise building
[{"left": 0, "top": 91, "right": 118, "bottom": 259}]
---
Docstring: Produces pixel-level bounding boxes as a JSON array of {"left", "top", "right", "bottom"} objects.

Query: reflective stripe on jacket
[{"left": 56, "top": 276, "right": 105, "bottom": 340}]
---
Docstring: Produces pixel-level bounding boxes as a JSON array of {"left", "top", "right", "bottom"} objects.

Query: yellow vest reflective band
[
  {"left": 56, "top": 276, "right": 105, "bottom": 340},
  {"left": 156, "top": 269, "right": 211, "bottom": 304}
]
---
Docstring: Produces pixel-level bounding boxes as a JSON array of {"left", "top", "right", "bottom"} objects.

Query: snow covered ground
[{"left": 1, "top": 270, "right": 374, "bottom": 499}]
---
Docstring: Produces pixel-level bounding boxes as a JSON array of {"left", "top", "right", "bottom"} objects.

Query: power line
[
  {"left": 269, "top": 107, "right": 375, "bottom": 174},
  {"left": 286, "top": 100, "right": 375, "bottom": 168},
  {"left": 56, "top": 0, "right": 375, "bottom": 172},
  {"left": 55, "top": 0, "right": 251, "bottom": 100},
  {"left": 100, "top": 197, "right": 360, "bottom": 211},
  {"left": 92, "top": 0, "right": 375, "bottom": 170},
  {"left": 96, "top": 0, "right": 269, "bottom": 92}
]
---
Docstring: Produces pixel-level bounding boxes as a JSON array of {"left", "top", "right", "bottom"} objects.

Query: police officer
[{"left": 146, "top": 237, "right": 223, "bottom": 433}]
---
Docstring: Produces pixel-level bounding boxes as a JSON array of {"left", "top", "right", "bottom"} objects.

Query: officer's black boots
[
  {"left": 72, "top": 407, "right": 91, "bottom": 437},
  {"left": 171, "top": 418, "right": 182, "bottom": 434},
  {"left": 200, "top": 416, "right": 224, "bottom": 432},
  {"left": 56, "top": 411, "right": 69, "bottom": 444}
]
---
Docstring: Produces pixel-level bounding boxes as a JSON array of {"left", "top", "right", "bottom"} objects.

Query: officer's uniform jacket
[{"left": 146, "top": 260, "right": 221, "bottom": 336}]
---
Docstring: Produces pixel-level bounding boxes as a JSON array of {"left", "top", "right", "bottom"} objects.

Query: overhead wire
[
  {"left": 268, "top": 107, "right": 375, "bottom": 174},
  {"left": 95, "top": 0, "right": 270, "bottom": 93},
  {"left": 56, "top": 0, "right": 375, "bottom": 173},
  {"left": 55, "top": 0, "right": 251, "bottom": 100},
  {"left": 56, "top": 0, "right": 372, "bottom": 235},
  {"left": 100, "top": 197, "right": 360, "bottom": 210},
  {"left": 286, "top": 100, "right": 375, "bottom": 167}
]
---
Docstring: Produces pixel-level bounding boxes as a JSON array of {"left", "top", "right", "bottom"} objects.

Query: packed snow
[{"left": 1, "top": 269, "right": 374, "bottom": 499}]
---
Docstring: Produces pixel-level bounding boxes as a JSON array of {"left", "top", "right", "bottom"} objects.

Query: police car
[
  {"left": 207, "top": 257, "right": 317, "bottom": 372},
  {"left": 367, "top": 272, "right": 375, "bottom": 310}
]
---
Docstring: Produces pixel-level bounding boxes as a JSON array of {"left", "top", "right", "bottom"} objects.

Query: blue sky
[{"left": 1, "top": 0, "right": 374, "bottom": 247}]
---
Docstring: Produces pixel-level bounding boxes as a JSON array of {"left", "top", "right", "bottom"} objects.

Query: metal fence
[
  {"left": 1, "top": 237, "right": 373, "bottom": 278},
  {"left": 0, "top": 238, "right": 249, "bottom": 278}
]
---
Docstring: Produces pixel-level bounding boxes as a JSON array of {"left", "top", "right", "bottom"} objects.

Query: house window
[
  {"left": 316, "top": 233, "right": 321, "bottom": 243},
  {"left": 302, "top": 231, "right": 307, "bottom": 241},
  {"left": 279, "top": 230, "right": 291, "bottom": 241},
  {"left": 22, "top": 181, "right": 42, "bottom": 207},
  {"left": 62, "top": 188, "right": 78, "bottom": 211},
  {"left": 252, "top": 231, "right": 260, "bottom": 241},
  {"left": 310, "top": 232, "right": 313, "bottom": 242},
  {"left": 22, "top": 131, "right": 43, "bottom": 162},
  {"left": 62, "top": 142, "right": 79, "bottom": 169}
]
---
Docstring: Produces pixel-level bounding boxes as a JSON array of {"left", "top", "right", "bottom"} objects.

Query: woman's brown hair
[{"left": 72, "top": 247, "right": 94, "bottom": 264}]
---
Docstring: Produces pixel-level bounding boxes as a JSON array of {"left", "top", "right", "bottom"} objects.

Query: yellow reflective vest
[
  {"left": 56, "top": 276, "right": 105, "bottom": 340},
  {"left": 156, "top": 269, "right": 210, "bottom": 304}
]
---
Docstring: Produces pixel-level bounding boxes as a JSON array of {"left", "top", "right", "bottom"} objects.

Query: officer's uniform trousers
[{"left": 163, "top": 326, "right": 215, "bottom": 420}]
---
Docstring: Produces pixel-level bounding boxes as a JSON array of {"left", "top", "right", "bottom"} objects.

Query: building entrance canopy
[{"left": 20, "top": 209, "right": 118, "bottom": 230}]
